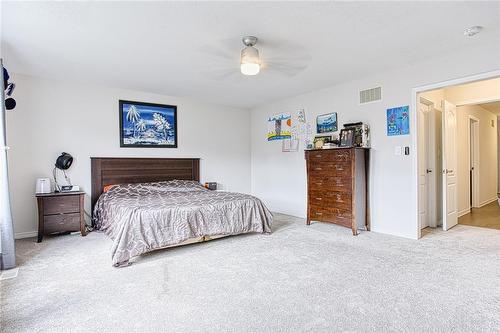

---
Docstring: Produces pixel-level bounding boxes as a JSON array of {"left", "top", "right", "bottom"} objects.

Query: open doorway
[{"left": 416, "top": 76, "right": 500, "bottom": 236}]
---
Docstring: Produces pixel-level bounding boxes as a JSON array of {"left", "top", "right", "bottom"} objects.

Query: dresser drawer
[
  {"left": 43, "top": 195, "right": 80, "bottom": 215},
  {"left": 44, "top": 213, "right": 81, "bottom": 234},
  {"left": 309, "top": 176, "right": 352, "bottom": 192},
  {"left": 307, "top": 149, "right": 351, "bottom": 162},
  {"left": 309, "top": 206, "right": 352, "bottom": 227},
  {"left": 309, "top": 161, "right": 351, "bottom": 178},
  {"left": 309, "top": 191, "right": 352, "bottom": 209}
]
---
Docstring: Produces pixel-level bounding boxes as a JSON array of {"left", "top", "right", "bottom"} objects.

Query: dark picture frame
[
  {"left": 339, "top": 128, "right": 354, "bottom": 147},
  {"left": 119, "top": 100, "right": 178, "bottom": 148}
]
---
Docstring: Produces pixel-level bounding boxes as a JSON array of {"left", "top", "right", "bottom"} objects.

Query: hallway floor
[{"left": 459, "top": 200, "right": 500, "bottom": 230}]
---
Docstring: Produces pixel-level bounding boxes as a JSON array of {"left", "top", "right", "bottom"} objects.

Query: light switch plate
[{"left": 395, "top": 146, "right": 402, "bottom": 156}]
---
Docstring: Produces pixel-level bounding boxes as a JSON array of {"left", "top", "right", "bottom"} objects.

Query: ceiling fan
[{"left": 199, "top": 36, "right": 311, "bottom": 80}]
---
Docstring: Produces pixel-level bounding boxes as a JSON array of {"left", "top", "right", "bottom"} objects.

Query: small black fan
[
  {"left": 53, "top": 152, "right": 74, "bottom": 192},
  {"left": 55, "top": 152, "right": 73, "bottom": 170}
]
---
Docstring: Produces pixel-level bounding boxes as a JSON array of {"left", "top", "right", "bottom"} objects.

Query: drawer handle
[
  {"left": 315, "top": 182, "right": 323, "bottom": 186},
  {"left": 315, "top": 154, "right": 322, "bottom": 158},
  {"left": 314, "top": 167, "right": 322, "bottom": 171},
  {"left": 335, "top": 166, "right": 344, "bottom": 171},
  {"left": 315, "top": 197, "right": 322, "bottom": 201},
  {"left": 315, "top": 212, "right": 323, "bottom": 216}
]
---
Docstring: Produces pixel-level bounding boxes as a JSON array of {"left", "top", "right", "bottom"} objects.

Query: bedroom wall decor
[
  {"left": 282, "top": 139, "right": 299, "bottom": 152},
  {"left": 119, "top": 100, "right": 178, "bottom": 148},
  {"left": 267, "top": 112, "right": 291, "bottom": 141},
  {"left": 386, "top": 105, "right": 409, "bottom": 136},
  {"left": 316, "top": 112, "right": 337, "bottom": 133},
  {"left": 297, "top": 109, "right": 306, "bottom": 123}
]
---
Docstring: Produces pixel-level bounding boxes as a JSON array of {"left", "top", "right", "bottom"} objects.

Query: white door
[
  {"left": 442, "top": 100, "right": 458, "bottom": 230},
  {"left": 418, "top": 103, "right": 430, "bottom": 229}
]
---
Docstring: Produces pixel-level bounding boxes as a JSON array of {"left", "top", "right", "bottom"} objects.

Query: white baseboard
[
  {"left": 0, "top": 267, "right": 19, "bottom": 280},
  {"left": 14, "top": 231, "right": 38, "bottom": 239},
  {"left": 458, "top": 208, "right": 470, "bottom": 218},
  {"left": 479, "top": 197, "right": 499, "bottom": 208}
]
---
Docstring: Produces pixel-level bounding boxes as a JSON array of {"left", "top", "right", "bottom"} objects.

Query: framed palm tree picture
[{"left": 119, "top": 100, "right": 178, "bottom": 148}]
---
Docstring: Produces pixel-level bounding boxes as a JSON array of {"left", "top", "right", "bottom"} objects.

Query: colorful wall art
[
  {"left": 267, "top": 113, "right": 292, "bottom": 141},
  {"left": 387, "top": 105, "right": 409, "bottom": 136},
  {"left": 316, "top": 112, "right": 337, "bottom": 133},
  {"left": 119, "top": 100, "right": 177, "bottom": 147}
]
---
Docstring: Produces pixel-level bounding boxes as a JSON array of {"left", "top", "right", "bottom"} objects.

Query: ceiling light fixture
[
  {"left": 240, "top": 36, "right": 260, "bottom": 76},
  {"left": 463, "top": 26, "right": 483, "bottom": 37}
]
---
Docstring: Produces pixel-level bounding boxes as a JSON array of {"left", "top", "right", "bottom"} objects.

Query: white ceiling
[
  {"left": 479, "top": 101, "right": 500, "bottom": 115},
  {"left": 2, "top": 1, "right": 500, "bottom": 109}
]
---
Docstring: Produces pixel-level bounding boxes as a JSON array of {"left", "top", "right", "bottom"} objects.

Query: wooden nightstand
[{"left": 36, "top": 191, "right": 86, "bottom": 243}]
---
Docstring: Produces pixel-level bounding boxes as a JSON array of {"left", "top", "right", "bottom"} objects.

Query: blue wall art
[
  {"left": 316, "top": 112, "right": 337, "bottom": 133},
  {"left": 387, "top": 105, "right": 409, "bottom": 136},
  {"left": 119, "top": 100, "right": 178, "bottom": 148}
]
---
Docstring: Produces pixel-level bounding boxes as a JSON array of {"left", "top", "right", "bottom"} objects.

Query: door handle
[
  {"left": 444, "top": 169, "right": 453, "bottom": 174},
  {"left": 426, "top": 169, "right": 432, "bottom": 173}
]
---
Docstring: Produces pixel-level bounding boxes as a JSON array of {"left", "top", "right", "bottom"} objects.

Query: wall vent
[{"left": 359, "top": 87, "right": 382, "bottom": 104}]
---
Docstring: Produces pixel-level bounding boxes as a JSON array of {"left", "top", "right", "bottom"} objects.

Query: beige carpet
[{"left": 2, "top": 214, "right": 500, "bottom": 332}]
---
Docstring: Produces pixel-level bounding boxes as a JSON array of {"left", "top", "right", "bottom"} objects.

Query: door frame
[
  {"left": 412, "top": 69, "right": 500, "bottom": 239},
  {"left": 468, "top": 115, "right": 480, "bottom": 210}
]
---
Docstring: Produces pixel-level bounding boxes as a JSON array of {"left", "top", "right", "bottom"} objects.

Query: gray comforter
[{"left": 93, "top": 180, "right": 273, "bottom": 266}]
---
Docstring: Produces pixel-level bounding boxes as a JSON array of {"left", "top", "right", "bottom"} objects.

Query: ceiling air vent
[{"left": 359, "top": 86, "right": 382, "bottom": 104}]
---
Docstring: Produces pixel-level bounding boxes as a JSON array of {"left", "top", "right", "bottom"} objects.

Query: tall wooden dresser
[{"left": 305, "top": 147, "right": 369, "bottom": 235}]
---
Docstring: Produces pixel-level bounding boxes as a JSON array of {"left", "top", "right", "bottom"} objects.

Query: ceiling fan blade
[
  {"left": 263, "top": 61, "right": 309, "bottom": 77},
  {"left": 201, "top": 67, "right": 239, "bottom": 80}
]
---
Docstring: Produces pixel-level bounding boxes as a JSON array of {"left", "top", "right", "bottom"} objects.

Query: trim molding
[
  {"left": 479, "top": 197, "right": 499, "bottom": 208},
  {"left": 458, "top": 208, "right": 471, "bottom": 218},
  {"left": 14, "top": 231, "right": 37, "bottom": 239}
]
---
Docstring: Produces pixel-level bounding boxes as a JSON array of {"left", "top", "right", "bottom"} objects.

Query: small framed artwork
[
  {"left": 316, "top": 112, "right": 337, "bottom": 133},
  {"left": 119, "top": 100, "right": 178, "bottom": 148},
  {"left": 387, "top": 105, "right": 409, "bottom": 136},
  {"left": 313, "top": 135, "right": 331, "bottom": 149},
  {"left": 339, "top": 129, "right": 354, "bottom": 147}
]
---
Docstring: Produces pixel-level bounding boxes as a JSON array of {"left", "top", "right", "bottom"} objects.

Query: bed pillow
[{"left": 103, "top": 184, "right": 117, "bottom": 193}]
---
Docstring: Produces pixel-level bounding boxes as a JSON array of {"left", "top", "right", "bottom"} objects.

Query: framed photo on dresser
[
  {"left": 119, "top": 100, "right": 178, "bottom": 148},
  {"left": 339, "top": 128, "right": 354, "bottom": 147}
]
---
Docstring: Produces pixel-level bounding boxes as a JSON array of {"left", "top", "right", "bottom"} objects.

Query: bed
[{"left": 91, "top": 157, "right": 273, "bottom": 266}]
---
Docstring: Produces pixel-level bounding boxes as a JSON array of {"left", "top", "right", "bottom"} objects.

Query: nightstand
[{"left": 36, "top": 191, "right": 86, "bottom": 243}]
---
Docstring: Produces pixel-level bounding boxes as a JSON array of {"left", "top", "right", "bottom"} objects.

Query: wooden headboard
[{"left": 91, "top": 157, "right": 200, "bottom": 211}]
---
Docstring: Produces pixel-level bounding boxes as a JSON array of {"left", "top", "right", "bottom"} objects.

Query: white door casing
[{"left": 442, "top": 100, "right": 458, "bottom": 231}]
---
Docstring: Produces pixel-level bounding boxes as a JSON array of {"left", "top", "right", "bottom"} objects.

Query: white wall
[
  {"left": 456, "top": 105, "right": 498, "bottom": 215},
  {"left": 7, "top": 74, "right": 251, "bottom": 238},
  {"left": 250, "top": 44, "right": 500, "bottom": 239}
]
